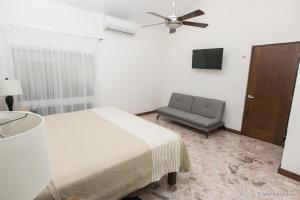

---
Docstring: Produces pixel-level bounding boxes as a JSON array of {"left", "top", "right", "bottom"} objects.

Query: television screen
[{"left": 192, "top": 48, "right": 224, "bottom": 69}]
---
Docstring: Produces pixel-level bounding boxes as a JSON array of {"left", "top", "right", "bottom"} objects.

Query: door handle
[{"left": 247, "top": 95, "right": 255, "bottom": 100}]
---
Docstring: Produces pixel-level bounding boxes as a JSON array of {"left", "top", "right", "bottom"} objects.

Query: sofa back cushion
[
  {"left": 168, "top": 93, "right": 194, "bottom": 112},
  {"left": 192, "top": 97, "right": 225, "bottom": 120}
]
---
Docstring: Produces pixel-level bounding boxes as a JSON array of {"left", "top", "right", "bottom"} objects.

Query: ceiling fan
[{"left": 142, "top": 0, "right": 208, "bottom": 34}]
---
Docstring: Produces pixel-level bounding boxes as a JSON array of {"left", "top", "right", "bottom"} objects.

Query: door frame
[{"left": 241, "top": 41, "right": 300, "bottom": 145}]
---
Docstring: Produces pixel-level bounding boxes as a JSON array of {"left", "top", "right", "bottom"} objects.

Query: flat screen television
[{"left": 192, "top": 48, "right": 224, "bottom": 70}]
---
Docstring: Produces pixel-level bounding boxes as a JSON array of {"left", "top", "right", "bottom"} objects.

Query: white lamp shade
[
  {"left": 0, "top": 112, "right": 52, "bottom": 200},
  {"left": 0, "top": 79, "right": 23, "bottom": 96}
]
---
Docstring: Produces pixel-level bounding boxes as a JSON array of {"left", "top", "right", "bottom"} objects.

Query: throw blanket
[
  {"left": 93, "top": 107, "right": 191, "bottom": 181},
  {"left": 37, "top": 108, "right": 190, "bottom": 200}
]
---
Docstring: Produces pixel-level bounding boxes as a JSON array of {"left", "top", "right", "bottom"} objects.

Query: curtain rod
[
  {"left": 0, "top": 23, "right": 104, "bottom": 41},
  {"left": 59, "top": 32, "right": 104, "bottom": 42}
]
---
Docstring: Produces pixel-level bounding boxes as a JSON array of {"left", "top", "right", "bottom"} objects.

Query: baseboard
[
  {"left": 136, "top": 112, "right": 241, "bottom": 135},
  {"left": 135, "top": 114, "right": 242, "bottom": 135},
  {"left": 224, "top": 127, "right": 241, "bottom": 135},
  {"left": 135, "top": 110, "right": 157, "bottom": 116},
  {"left": 278, "top": 165, "right": 300, "bottom": 182}
]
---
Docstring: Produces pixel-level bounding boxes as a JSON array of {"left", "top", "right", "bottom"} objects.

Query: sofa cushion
[
  {"left": 157, "top": 106, "right": 185, "bottom": 117},
  {"left": 168, "top": 93, "right": 194, "bottom": 112},
  {"left": 157, "top": 107, "right": 220, "bottom": 127},
  {"left": 181, "top": 112, "right": 220, "bottom": 127},
  {"left": 191, "top": 97, "right": 225, "bottom": 120}
]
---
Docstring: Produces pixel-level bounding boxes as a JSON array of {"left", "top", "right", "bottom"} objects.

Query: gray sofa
[{"left": 157, "top": 93, "right": 225, "bottom": 138}]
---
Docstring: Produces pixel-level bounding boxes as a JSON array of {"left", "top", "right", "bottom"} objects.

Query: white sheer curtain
[{"left": 0, "top": 24, "right": 98, "bottom": 115}]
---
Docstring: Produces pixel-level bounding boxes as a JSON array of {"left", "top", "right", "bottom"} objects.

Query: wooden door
[{"left": 242, "top": 42, "right": 300, "bottom": 145}]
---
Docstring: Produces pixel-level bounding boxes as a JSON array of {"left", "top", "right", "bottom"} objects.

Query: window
[{"left": 12, "top": 47, "right": 95, "bottom": 115}]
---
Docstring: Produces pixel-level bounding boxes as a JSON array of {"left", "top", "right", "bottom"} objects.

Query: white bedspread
[{"left": 93, "top": 107, "right": 182, "bottom": 181}]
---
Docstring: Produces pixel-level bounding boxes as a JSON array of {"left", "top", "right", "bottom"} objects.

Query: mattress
[{"left": 38, "top": 107, "right": 191, "bottom": 200}]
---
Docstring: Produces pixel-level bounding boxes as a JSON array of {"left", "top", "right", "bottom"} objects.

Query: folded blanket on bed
[
  {"left": 93, "top": 107, "right": 191, "bottom": 182},
  {"left": 37, "top": 107, "right": 190, "bottom": 200}
]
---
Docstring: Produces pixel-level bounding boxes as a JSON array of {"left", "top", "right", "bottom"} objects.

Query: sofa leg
[
  {"left": 168, "top": 172, "right": 177, "bottom": 186},
  {"left": 205, "top": 133, "right": 209, "bottom": 139},
  {"left": 156, "top": 115, "right": 160, "bottom": 120}
]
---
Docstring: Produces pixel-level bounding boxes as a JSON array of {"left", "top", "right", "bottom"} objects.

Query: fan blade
[
  {"left": 147, "top": 12, "right": 169, "bottom": 20},
  {"left": 170, "top": 29, "right": 176, "bottom": 34},
  {"left": 182, "top": 21, "right": 208, "bottom": 28},
  {"left": 178, "top": 10, "right": 205, "bottom": 21},
  {"left": 141, "top": 23, "right": 165, "bottom": 28}
]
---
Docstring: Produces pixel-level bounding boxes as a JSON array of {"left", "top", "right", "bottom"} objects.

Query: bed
[{"left": 39, "top": 107, "right": 191, "bottom": 200}]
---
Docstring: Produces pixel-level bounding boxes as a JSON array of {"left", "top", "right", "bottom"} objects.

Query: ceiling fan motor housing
[{"left": 165, "top": 16, "right": 182, "bottom": 29}]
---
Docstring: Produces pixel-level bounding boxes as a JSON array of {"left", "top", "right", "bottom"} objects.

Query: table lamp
[
  {"left": 0, "top": 78, "right": 23, "bottom": 111},
  {"left": 0, "top": 111, "right": 52, "bottom": 200}
]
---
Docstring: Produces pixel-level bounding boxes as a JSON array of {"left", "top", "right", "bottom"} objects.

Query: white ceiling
[{"left": 52, "top": 0, "right": 201, "bottom": 25}]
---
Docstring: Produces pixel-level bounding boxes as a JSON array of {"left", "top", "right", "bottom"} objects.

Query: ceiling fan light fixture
[{"left": 165, "top": 20, "right": 182, "bottom": 29}]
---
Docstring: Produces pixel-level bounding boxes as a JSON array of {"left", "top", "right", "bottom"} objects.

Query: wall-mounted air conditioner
[{"left": 103, "top": 16, "right": 138, "bottom": 35}]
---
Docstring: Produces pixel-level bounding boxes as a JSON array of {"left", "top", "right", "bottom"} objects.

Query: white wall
[
  {"left": 97, "top": 28, "right": 165, "bottom": 113},
  {"left": 0, "top": 0, "right": 165, "bottom": 114},
  {"left": 160, "top": 0, "right": 300, "bottom": 130},
  {"left": 281, "top": 63, "right": 300, "bottom": 175},
  {"left": 0, "top": 0, "right": 102, "bottom": 38}
]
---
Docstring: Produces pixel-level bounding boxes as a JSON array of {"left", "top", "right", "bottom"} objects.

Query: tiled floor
[{"left": 132, "top": 114, "right": 300, "bottom": 200}]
